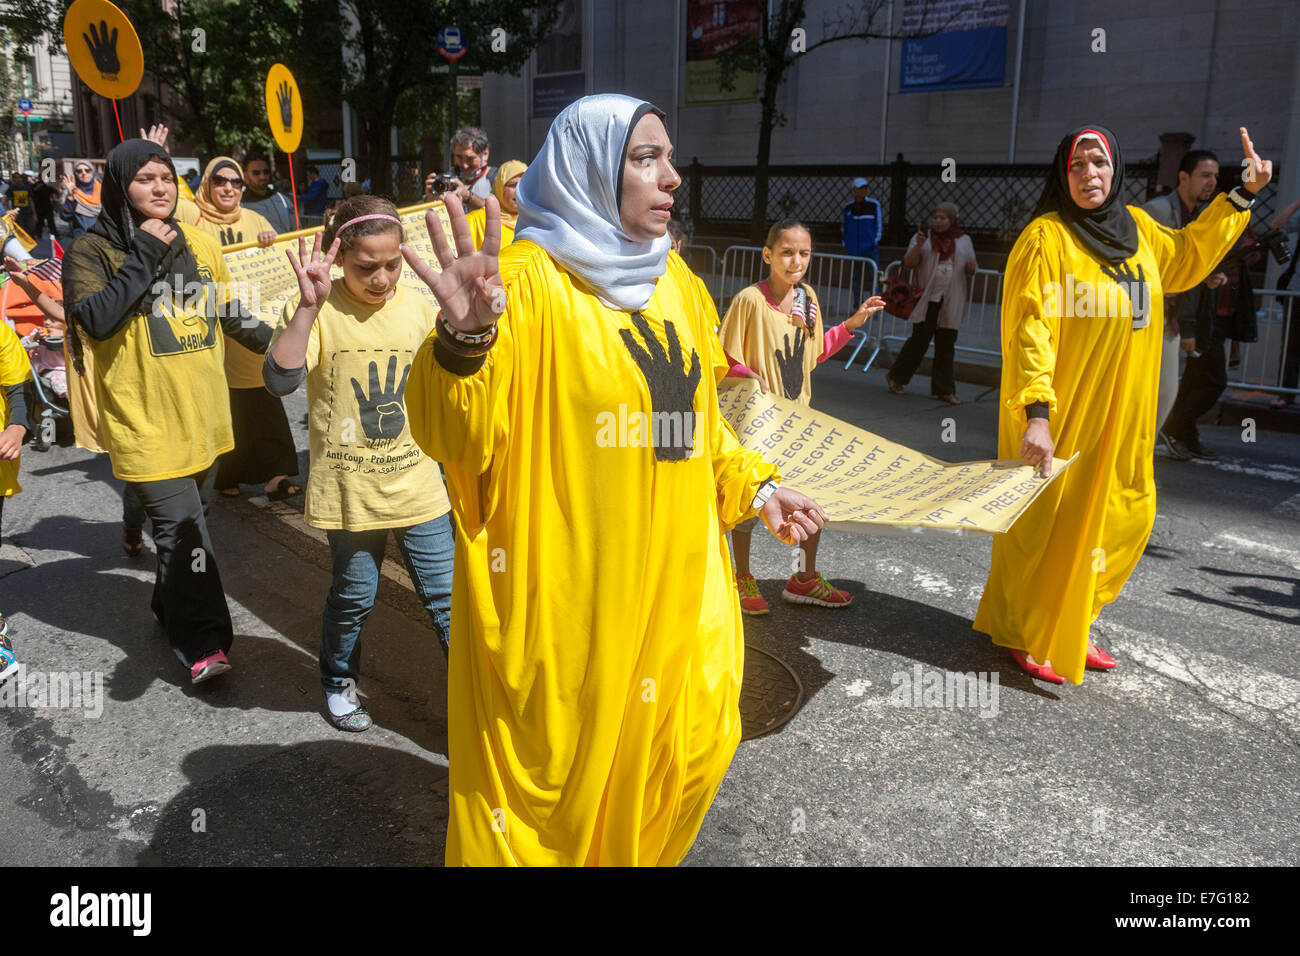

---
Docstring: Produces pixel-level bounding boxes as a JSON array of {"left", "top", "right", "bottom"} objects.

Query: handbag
[{"left": 884, "top": 267, "right": 924, "bottom": 320}]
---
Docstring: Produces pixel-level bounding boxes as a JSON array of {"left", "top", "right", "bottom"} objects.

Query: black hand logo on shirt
[
  {"left": 276, "top": 81, "right": 293, "bottom": 129},
  {"left": 775, "top": 331, "right": 807, "bottom": 400},
  {"left": 219, "top": 226, "right": 242, "bottom": 246},
  {"left": 618, "top": 312, "right": 702, "bottom": 462},
  {"left": 1099, "top": 260, "right": 1149, "bottom": 325},
  {"left": 83, "top": 21, "right": 121, "bottom": 75},
  {"left": 350, "top": 354, "right": 411, "bottom": 440}
]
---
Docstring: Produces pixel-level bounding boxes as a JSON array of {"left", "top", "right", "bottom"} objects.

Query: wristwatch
[{"left": 751, "top": 479, "right": 780, "bottom": 512}]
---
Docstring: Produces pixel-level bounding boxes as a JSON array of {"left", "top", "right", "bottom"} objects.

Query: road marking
[
  {"left": 1101, "top": 622, "right": 1300, "bottom": 741},
  {"left": 1202, "top": 531, "right": 1300, "bottom": 570},
  {"left": 1275, "top": 492, "right": 1300, "bottom": 519},
  {"left": 1191, "top": 456, "right": 1300, "bottom": 485}
]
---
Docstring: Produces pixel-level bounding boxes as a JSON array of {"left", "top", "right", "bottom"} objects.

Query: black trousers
[
  {"left": 889, "top": 300, "right": 959, "bottom": 396},
  {"left": 127, "top": 464, "right": 233, "bottom": 666},
  {"left": 1164, "top": 319, "right": 1229, "bottom": 441}
]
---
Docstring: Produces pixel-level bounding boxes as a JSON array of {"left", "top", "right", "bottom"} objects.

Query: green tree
[
  {"left": 719, "top": 0, "right": 973, "bottom": 240},
  {"left": 339, "top": 0, "right": 560, "bottom": 195}
]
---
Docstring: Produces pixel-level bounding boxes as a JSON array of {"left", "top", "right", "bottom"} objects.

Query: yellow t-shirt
[
  {"left": 0, "top": 322, "right": 34, "bottom": 496},
  {"left": 176, "top": 200, "right": 276, "bottom": 388},
  {"left": 67, "top": 224, "right": 235, "bottom": 482},
  {"left": 718, "top": 282, "right": 824, "bottom": 405},
  {"left": 271, "top": 281, "right": 450, "bottom": 531}
]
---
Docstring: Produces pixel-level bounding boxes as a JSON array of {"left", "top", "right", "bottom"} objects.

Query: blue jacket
[
  {"left": 842, "top": 198, "right": 882, "bottom": 261},
  {"left": 301, "top": 178, "right": 330, "bottom": 216}
]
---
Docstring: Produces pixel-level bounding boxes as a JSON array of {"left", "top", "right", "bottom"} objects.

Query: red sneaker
[
  {"left": 736, "top": 574, "right": 770, "bottom": 615},
  {"left": 191, "top": 649, "right": 232, "bottom": 685},
  {"left": 782, "top": 572, "right": 852, "bottom": 608}
]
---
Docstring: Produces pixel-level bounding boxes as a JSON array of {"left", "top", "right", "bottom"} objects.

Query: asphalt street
[{"left": 1, "top": 361, "right": 1297, "bottom": 866}]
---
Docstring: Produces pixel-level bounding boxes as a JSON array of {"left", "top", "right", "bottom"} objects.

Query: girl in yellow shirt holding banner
[
  {"left": 265, "top": 195, "right": 454, "bottom": 734},
  {"left": 974, "top": 126, "right": 1269, "bottom": 685},
  {"left": 404, "top": 94, "right": 825, "bottom": 866},
  {"left": 63, "top": 139, "right": 271, "bottom": 685}
]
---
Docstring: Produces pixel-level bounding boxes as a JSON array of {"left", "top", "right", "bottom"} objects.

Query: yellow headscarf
[
  {"left": 193, "top": 156, "right": 245, "bottom": 226},
  {"left": 492, "top": 160, "right": 528, "bottom": 230}
]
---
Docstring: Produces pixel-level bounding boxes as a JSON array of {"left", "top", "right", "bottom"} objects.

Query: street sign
[
  {"left": 437, "top": 25, "right": 467, "bottom": 63},
  {"left": 17, "top": 98, "right": 32, "bottom": 114}
]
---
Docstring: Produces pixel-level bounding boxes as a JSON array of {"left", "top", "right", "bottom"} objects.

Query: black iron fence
[{"left": 677, "top": 158, "right": 1173, "bottom": 250}]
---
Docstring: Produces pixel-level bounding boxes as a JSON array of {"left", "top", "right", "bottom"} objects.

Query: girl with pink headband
[{"left": 263, "top": 194, "right": 454, "bottom": 733}]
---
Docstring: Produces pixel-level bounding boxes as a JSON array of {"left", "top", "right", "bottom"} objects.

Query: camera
[
  {"left": 427, "top": 173, "right": 461, "bottom": 196},
  {"left": 1256, "top": 227, "right": 1292, "bottom": 266}
]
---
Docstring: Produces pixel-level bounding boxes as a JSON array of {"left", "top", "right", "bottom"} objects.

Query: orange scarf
[{"left": 193, "top": 156, "right": 244, "bottom": 226}]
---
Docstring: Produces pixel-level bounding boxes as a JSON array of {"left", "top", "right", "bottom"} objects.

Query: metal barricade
[
  {"left": 717, "top": 245, "right": 879, "bottom": 322},
  {"left": 680, "top": 243, "right": 721, "bottom": 301},
  {"left": 1229, "top": 288, "right": 1300, "bottom": 398},
  {"left": 848, "top": 260, "right": 1004, "bottom": 373}
]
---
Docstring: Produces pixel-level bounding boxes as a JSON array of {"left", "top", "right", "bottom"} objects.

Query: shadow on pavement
[{"left": 145, "top": 741, "right": 448, "bottom": 865}]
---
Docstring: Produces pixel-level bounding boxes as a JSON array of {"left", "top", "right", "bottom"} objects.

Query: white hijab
[{"left": 515, "top": 94, "right": 671, "bottom": 312}]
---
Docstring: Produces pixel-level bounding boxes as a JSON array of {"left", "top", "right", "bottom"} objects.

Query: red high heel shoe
[
  {"left": 1085, "top": 645, "right": 1118, "bottom": 670},
  {"left": 1009, "top": 649, "right": 1065, "bottom": 684}
]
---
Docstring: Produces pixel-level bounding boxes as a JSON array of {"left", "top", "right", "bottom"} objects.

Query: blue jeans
[{"left": 319, "top": 513, "right": 454, "bottom": 691}]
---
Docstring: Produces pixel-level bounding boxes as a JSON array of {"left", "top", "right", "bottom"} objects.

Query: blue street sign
[
  {"left": 437, "top": 26, "right": 465, "bottom": 56},
  {"left": 17, "top": 97, "right": 33, "bottom": 114}
]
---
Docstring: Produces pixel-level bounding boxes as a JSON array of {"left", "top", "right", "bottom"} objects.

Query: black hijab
[
  {"left": 90, "top": 138, "right": 203, "bottom": 311},
  {"left": 1032, "top": 125, "right": 1138, "bottom": 266}
]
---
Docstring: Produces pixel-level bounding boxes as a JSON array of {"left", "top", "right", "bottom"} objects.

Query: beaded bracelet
[{"left": 437, "top": 314, "right": 498, "bottom": 356}]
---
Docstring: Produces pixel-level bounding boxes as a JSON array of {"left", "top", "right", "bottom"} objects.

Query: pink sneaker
[
  {"left": 191, "top": 649, "right": 232, "bottom": 685},
  {"left": 782, "top": 572, "right": 853, "bottom": 608},
  {"left": 736, "top": 574, "right": 770, "bottom": 615}
]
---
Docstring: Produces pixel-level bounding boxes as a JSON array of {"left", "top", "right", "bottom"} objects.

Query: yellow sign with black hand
[
  {"left": 265, "top": 64, "right": 303, "bottom": 154},
  {"left": 63, "top": 0, "right": 144, "bottom": 99}
]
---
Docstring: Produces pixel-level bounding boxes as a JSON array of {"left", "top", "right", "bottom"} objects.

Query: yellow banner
[
  {"left": 221, "top": 203, "right": 453, "bottom": 327},
  {"left": 719, "top": 378, "right": 1075, "bottom": 534}
]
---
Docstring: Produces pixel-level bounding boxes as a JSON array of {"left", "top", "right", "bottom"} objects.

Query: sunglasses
[{"left": 211, "top": 174, "right": 243, "bottom": 188}]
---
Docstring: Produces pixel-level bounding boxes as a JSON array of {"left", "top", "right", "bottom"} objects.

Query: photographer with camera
[{"left": 423, "top": 127, "right": 495, "bottom": 210}]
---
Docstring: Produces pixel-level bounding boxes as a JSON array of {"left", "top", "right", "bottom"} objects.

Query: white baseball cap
[{"left": 851, "top": 177, "right": 868, "bottom": 188}]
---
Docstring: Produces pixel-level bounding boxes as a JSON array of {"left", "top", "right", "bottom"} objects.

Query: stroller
[{"left": 25, "top": 334, "right": 70, "bottom": 452}]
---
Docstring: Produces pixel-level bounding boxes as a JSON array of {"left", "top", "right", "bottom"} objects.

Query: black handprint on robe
[
  {"left": 350, "top": 354, "right": 411, "bottom": 440},
  {"left": 219, "top": 226, "right": 242, "bottom": 247},
  {"left": 618, "top": 312, "right": 702, "bottom": 462},
  {"left": 1099, "top": 260, "right": 1149, "bottom": 326},
  {"left": 277, "top": 81, "right": 294, "bottom": 130},
  {"left": 774, "top": 331, "right": 807, "bottom": 400},
  {"left": 84, "top": 21, "right": 121, "bottom": 75}
]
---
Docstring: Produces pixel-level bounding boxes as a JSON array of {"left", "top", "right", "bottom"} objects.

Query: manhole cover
[{"left": 740, "top": 644, "right": 804, "bottom": 740}]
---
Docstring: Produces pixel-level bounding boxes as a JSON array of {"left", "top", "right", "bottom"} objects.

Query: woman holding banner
[
  {"left": 178, "top": 158, "right": 301, "bottom": 501},
  {"left": 464, "top": 160, "right": 527, "bottom": 250},
  {"left": 973, "top": 126, "right": 1269, "bottom": 685},
  {"left": 404, "top": 94, "right": 825, "bottom": 866},
  {"left": 62, "top": 138, "right": 271, "bottom": 684}
]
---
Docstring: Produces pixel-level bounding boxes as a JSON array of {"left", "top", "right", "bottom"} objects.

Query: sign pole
[
  {"left": 111, "top": 98, "right": 124, "bottom": 142},
  {"left": 25, "top": 113, "right": 33, "bottom": 169},
  {"left": 287, "top": 155, "right": 300, "bottom": 230}
]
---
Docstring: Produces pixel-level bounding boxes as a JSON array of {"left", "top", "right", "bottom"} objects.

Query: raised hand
[
  {"left": 277, "top": 81, "right": 293, "bottom": 129},
  {"left": 618, "top": 312, "right": 702, "bottom": 462},
  {"left": 773, "top": 331, "right": 807, "bottom": 400},
  {"left": 84, "top": 20, "right": 120, "bottom": 74},
  {"left": 847, "top": 294, "right": 887, "bottom": 330},
  {"left": 257, "top": 230, "right": 276, "bottom": 248},
  {"left": 286, "top": 231, "right": 339, "bottom": 310},
  {"left": 1239, "top": 127, "right": 1273, "bottom": 194},
  {"left": 140, "top": 124, "right": 170, "bottom": 149},
  {"left": 402, "top": 192, "right": 503, "bottom": 332},
  {"left": 350, "top": 355, "right": 411, "bottom": 440}
]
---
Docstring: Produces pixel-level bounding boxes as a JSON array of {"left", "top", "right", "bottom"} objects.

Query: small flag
[{"left": 24, "top": 258, "right": 62, "bottom": 281}]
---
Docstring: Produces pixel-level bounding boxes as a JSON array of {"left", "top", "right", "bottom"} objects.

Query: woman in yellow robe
[
  {"left": 974, "top": 126, "right": 1271, "bottom": 685},
  {"left": 464, "top": 159, "right": 527, "bottom": 250},
  {"left": 405, "top": 94, "right": 826, "bottom": 865}
]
